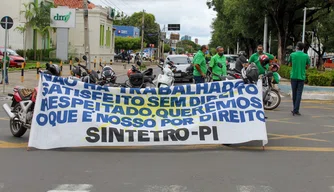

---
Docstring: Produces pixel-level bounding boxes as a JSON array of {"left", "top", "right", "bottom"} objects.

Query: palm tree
[{"left": 16, "top": 2, "right": 35, "bottom": 60}]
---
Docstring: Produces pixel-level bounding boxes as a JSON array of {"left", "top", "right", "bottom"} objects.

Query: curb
[{"left": 278, "top": 84, "right": 334, "bottom": 101}]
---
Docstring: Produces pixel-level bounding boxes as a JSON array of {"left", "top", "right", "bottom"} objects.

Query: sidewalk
[
  {"left": 0, "top": 61, "right": 155, "bottom": 97},
  {"left": 278, "top": 78, "right": 334, "bottom": 100}
]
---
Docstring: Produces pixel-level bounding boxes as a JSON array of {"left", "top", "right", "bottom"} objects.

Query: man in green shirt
[
  {"left": 209, "top": 46, "right": 227, "bottom": 81},
  {"left": 288, "top": 42, "right": 310, "bottom": 116},
  {"left": 0, "top": 54, "right": 9, "bottom": 84},
  {"left": 193, "top": 45, "right": 208, "bottom": 84},
  {"left": 249, "top": 44, "right": 274, "bottom": 75}
]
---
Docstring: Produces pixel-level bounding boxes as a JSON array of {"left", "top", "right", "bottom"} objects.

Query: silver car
[{"left": 164, "top": 55, "right": 193, "bottom": 82}]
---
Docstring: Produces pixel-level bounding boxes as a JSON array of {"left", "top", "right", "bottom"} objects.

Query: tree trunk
[{"left": 277, "top": 31, "right": 287, "bottom": 65}]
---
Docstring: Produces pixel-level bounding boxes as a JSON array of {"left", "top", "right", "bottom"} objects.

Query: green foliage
[
  {"left": 163, "top": 44, "right": 171, "bottom": 53},
  {"left": 114, "top": 11, "right": 160, "bottom": 46},
  {"left": 278, "top": 64, "right": 292, "bottom": 79},
  {"left": 16, "top": 48, "right": 55, "bottom": 60},
  {"left": 308, "top": 73, "right": 333, "bottom": 86},
  {"left": 115, "top": 37, "right": 141, "bottom": 50},
  {"left": 176, "top": 40, "right": 199, "bottom": 53},
  {"left": 278, "top": 65, "right": 334, "bottom": 86},
  {"left": 207, "top": 0, "right": 334, "bottom": 64}
]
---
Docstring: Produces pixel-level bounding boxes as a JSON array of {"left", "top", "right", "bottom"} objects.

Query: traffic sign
[
  {"left": 0, "top": 16, "right": 13, "bottom": 29},
  {"left": 168, "top": 24, "right": 180, "bottom": 31}
]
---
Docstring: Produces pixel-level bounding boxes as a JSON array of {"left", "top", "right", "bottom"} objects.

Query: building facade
[
  {"left": 114, "top": 25, "right": 140, "bottom": 38},
  {"left": 0, "top": 0, "right": 45, "bottom": 51},
  {"left": 0, "top": 0, "right": 116, "bottom": 62},
  {"left": 195, "top": 38, "right": 198, "bottom": 44}
]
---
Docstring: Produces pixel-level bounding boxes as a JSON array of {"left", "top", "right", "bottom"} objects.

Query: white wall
[
  {"left": 65, "top": 6, "right": 115, "bottom": 63},
  {"left": 0, "top": 0, "right": 45, "bottom": 51}
]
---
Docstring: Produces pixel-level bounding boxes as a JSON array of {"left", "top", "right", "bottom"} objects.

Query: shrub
[
  {"left": 308, "top": 73, "right": 333, "bottom": 86},
  {"left": 15, "top": 49, "right": 56, "bottom": 60},
  {"left": 278, "top": 64, "right": 291, "bottom": 79}
]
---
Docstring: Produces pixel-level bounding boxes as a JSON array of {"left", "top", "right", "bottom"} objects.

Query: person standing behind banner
[
  {"left": 193, "top": 45, "right": 209, "bottom": 84},
  {"left": 209, "top": 46, "right": 227, "bottom": 81},
  {"left": 289, "top": 42, "right": 310, "bottom": 116},
  {"left": 249, "top": 44, "right": 274, "bottom": 75}
]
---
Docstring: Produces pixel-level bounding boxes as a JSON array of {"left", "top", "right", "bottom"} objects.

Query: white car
[{"left": 164, "top": 55, "right": 193, "bottom": 82}]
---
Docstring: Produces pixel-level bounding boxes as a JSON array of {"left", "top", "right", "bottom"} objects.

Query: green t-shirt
[
  {"left": 288, "top": 51, "right": 310, "bottom": 80},
  {"left": 249, "top": 52, "right": 274, "bottom": 75},
  {"left": 273, "top": 72, "right": 280, "bottom": 84},
  {"left": 193, "top": 50, "right": 207, "bottom": 76},
  {"left": 209, "top": 54, "right": 227, "bottom": 80},
  {"left": 0, "top": 55, "right": 9, "bottom": 69}
]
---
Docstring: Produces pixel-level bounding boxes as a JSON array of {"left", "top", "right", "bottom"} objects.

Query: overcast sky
[{"left": 90, "top": 0, "right": 217, "bottom": 45}]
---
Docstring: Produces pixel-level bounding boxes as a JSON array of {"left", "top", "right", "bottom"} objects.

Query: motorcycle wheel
[
  {"left": 264, "top": 89, "right": 281, "bottom": 110},
  {"left": 10, "top": 103, "right": 27, "bottom": 137}
]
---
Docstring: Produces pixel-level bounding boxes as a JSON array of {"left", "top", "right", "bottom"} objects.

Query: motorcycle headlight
[{"left": 166, "top": 72, "right": 173, "bottom": 76}]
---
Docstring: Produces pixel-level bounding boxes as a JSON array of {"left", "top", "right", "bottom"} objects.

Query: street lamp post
[{"left": 302, "top": 7, "right": 321, "bottom": 43}]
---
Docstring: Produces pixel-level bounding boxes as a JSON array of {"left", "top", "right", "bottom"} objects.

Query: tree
[
  {"left": 207, "top": 0, "right": 333, "bottom": 64},
  {"left": 163, "top": 43, "right": 170, "bottom": 53},
  {"left": 113, "top": 11, "right": 160, "bottom": 47},
  {"left": 176, "top": 40, "right": 199, "bottom": 53},
  {"left": 115, "top": 37, "right": 142, "bottom": 51},
  {"left": 305, "top": 8, "right": 334, "bottom": 68},
  {"left": 16, "top": 2, "right": 35, "bottom": 60}
]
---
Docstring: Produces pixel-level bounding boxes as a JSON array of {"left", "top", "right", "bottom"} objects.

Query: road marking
[
  {"left": 0, "top": 117, "right": 9, "bottom": 121},
  {"left": 239, "top": 146, "right": 334, "bottom": 152},
  {"left": 47, "top": 184, "right": 93, "bottom": 192},
  {"left": 266, "top": 119, "right": 300, "bottom": 125},
  {"left": 0, "top": 141, "right": 27, "bottom": 148},
  {"left": 303, "top": 106, "right": 334, "bottom": 110},
  {"left": 236, "top": 185, "right": 274, "bottom": 192},
  {"left": 268, "top": 133, "right": 331, "bottom": 142},
  {"left": 281, "top": 100, "right": 334, "bottom": 104},
  {"left": 0, "top": 183, "right": 4, "bottom": 191},
  {"left": 143, "top": 185, "right": 189, "bottom": 192},
  {"left": 324, "top": 125, "right": 334, "bottom": 128}
]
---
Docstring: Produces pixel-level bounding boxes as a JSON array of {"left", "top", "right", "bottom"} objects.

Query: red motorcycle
[{"left": 2, "top": 63, "right": 60, "bottom": 137}]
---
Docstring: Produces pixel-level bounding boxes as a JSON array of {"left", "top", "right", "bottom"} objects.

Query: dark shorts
[{"left": 193, "top": 76, "right": 205, "bottom": 84}]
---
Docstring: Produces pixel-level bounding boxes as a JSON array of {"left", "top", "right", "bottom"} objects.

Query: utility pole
[
  {"left": 162, "top": 25, "right": 165, "bottom": 59},
  {"left": 83, "top": 0, "right": 91, "bottom": 70},
  {"left": 140, "top": 9, "right": 145, "bottom": 63},
  {"left": 263, "top": 14, "right": 268, "bottom": 53}
]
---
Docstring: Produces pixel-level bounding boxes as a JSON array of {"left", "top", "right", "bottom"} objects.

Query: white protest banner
[{"left": 28, "top": 73, "right": 268, "bottom": 149}]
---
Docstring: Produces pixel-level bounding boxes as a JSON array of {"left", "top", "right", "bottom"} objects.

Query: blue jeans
[
  {"left": 1, "top": 69, "right": 8, "bottom": 84},
  {"left": 291, "top": 79, "right": 304, "bottom": 113},
  {"left": 194, "top": 76, "right": 205, "bottom": 84}
]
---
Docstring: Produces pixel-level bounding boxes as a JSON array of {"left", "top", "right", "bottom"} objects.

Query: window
[
  {"left": 100, "top": 24, "right": 105, "bottom": 46},
  {"left": 106, "top": 27, "right": 111, "bottom": 47}
]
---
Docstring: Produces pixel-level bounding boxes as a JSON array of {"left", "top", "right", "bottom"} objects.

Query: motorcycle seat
[{"left": 18, "top": 88, "right": 34, "bottom": 99}]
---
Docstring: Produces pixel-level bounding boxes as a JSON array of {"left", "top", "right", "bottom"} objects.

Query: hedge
[
  {"left": 15, "top": 49, "right": 56, "bottom": 60},
  {"left": 278, "top": 64, "right": 334, "bottom": 86}
]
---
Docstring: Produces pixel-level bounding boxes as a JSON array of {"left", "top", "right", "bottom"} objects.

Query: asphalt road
[{"left": 0, "top": 69, "right": 333, "bottom": 192}]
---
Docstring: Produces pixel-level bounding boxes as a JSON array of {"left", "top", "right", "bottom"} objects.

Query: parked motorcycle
[
  {"left": 154, "top": 59, "right": 176, "bottom": 88},
  {"left": 261, "top": 71, "right": 281, "bottom": 110},
  {"left": 126, "top": 62, "right": 156, "bottom": 88},
  {"left": 2, "top": 63, "right": 61, "bottom": 137},
  {"left": 96, "top": 63, "right": 117, "bottom": 86}
]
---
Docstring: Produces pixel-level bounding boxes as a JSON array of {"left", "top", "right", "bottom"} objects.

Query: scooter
[
  {"left": 2, "top": 63, "right": 61, "bottom": 137},
  {"left": 154, "top": 59, "right": 176, "bottom": 88}
]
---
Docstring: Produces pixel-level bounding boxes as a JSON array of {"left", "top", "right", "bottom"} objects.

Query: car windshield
[
  {"left": 168, "top": 57, "right": 189, "bottom": 64},
  {"left": 227, "top": 56, "right": 238, "bottom": 62},
  {"left": 0, "top": 48, "right": 19, "bottom": 56}
]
